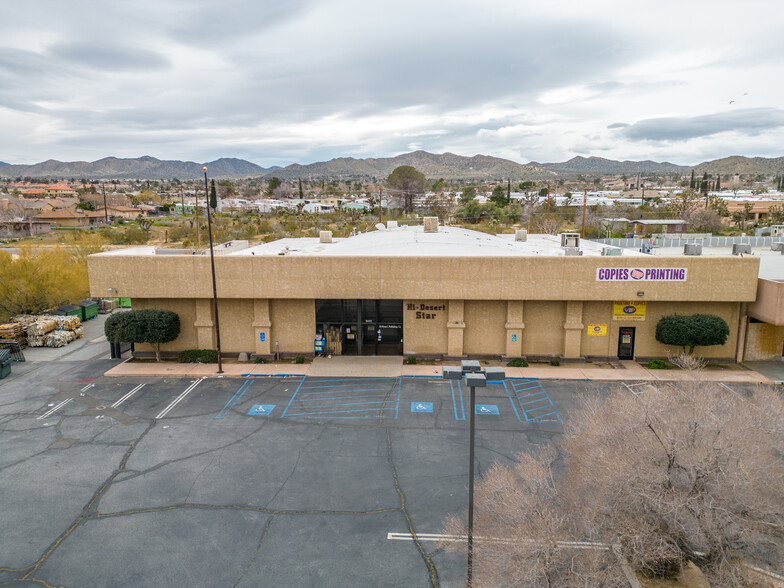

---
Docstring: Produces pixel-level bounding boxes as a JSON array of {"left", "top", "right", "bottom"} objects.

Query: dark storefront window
[{"left": 316, "top": 299, "right": 403, "bottom": 356}]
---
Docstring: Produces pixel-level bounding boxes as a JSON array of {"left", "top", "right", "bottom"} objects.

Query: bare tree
[{"left": 443, "top": 362, "right": 784, "bottom": 587}]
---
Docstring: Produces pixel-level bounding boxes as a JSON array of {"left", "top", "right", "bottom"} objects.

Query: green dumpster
[
  {"left": 57, "top": 304, "right": 83, "bottom": 321},
  {"left": 118, "top": 298, "right": 132, "bottom": 308},
  {"left": 78, "top": 299, "right": 98, "bottom": 321},
  {"left": 0, "top": 348, "right": 11, "bottom": 379}
]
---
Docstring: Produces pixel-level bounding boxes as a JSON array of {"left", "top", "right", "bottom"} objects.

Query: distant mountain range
[
  {"left": 0, "top": 156, "right": 268, "bottom": 180},
  {"left": 1, "top": 152, "right": 782, "bottom": 181}
]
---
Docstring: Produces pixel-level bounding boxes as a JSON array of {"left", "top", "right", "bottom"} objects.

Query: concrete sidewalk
[{"left": 103, "top": 356, "right": 773, "bottom": 384}]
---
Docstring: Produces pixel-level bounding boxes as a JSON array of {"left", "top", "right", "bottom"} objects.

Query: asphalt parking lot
[{"left": 0, "top": 355, "right": 763, "bottom": 588}]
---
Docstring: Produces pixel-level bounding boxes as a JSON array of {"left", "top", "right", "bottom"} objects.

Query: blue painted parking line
[
  {"left": 283, "top": 377, "right": 400, "bottom": 420},
  {"left": 507, "top": 379, "right": 563, "bottom": 423},
  {"left": 215, "top": 379, "right": 254, "bottom": 419},
  {"left": 411, "top": 402, "right": 433, "bottom": 413},
  {"left": 501, "top": 381, "right": 523, "bottom": 422},
  {"left": 248, "top": 404, "right": 275, "bottom": 416},
  {"left": 449, "top": 379, "right": 466, "bottom": 421},
  {"left": 475, "top": 404, "right": 499, "bottom": 415}
]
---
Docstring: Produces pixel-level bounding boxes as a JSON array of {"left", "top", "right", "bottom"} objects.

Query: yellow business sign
[
  {"left": 587, "top": 324, "right": 607, "bottom": 336},
  {"left": 613, "top": 301, "right": 646, "bottom": 321}
]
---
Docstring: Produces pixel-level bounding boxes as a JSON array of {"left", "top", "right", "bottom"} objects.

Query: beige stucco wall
[
  {"left": 89, "top": 252, "right": 757, "bottom": 359},
  {"left": 747, "top": 279, "right": 784, "bottom": 325},
  {"left": 403, "top": 300, "right": 448, "bottom": 355},
  {"left": 89, "top": 254, "right": 760, "bottom": 303},
  {"left": 745, "top": 322, "right": 784, "bottom": 360},
  {"left": 463, "top": 300, "right": 506, "bottom": 356}
]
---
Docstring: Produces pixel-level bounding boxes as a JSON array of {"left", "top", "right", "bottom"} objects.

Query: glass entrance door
[
  {"left": 316, "top": 299, "right": 402, "bottom": 356},
  {"left": 617, "top": 327, "right": 636, "bottom": 360}
]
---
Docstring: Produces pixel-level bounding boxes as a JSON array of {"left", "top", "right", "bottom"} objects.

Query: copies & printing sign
[{"left": 596, "top": 268, "right": 687, "bottom": 282}]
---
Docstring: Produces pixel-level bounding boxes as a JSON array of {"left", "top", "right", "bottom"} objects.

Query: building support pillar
[
  {"left": 505, "top": 300, "right": 524, "bottom": 358},
  {"left": 253, "top": 299, "right": 272, "bottom": 356},
  {"left": 563, "top": 301, "right": 584, "bottom": 359},
  {"left": 446, "top": 300, "right": 466, "bottom": 358},
  {"left": 194, "top": 299, "right": 215, "bottom": 349}
]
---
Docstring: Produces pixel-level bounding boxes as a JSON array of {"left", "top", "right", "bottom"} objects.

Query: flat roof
[
  {"left": 231, "top": 226, "right": 647, "bottom": 257},
  {"left": 651, "top": 246, "right": 784, "bottom": 280}
]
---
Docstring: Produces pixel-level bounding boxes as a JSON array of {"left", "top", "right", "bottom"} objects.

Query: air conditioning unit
[
  {"left": 515, "top": 229, "right": 528, "bottom": 242},
  {"left": 684, "top": 243, "right": 702, "bottom": 256},
  {"left": 563, "top": 247, "right": 582, "bottom": 256},
  {"left": 771, "top": 225, "right": 784, "bottom": 236},
  {"left": 602, "top": 247, "right": 622, "bottom": 256},
  {"left": 560, "top": 233, "right": 580, "bottom": 248},
  {"left": 771, "top": 242, "right": 784, "bottom": 252},
  {"left": 423, "top": 217, "right": 439, "bottom": 233},
  {"left": 732, "top": 243, "right": 751, "bottom": 255}
]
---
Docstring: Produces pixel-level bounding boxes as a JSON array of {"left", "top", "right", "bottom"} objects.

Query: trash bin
[{"left": 0, "top": 348, "right": 11, "bottom": 379}]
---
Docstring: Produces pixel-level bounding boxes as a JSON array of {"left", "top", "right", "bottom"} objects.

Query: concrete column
[
  {"left": 505, "top": 300, "right": 524, "bottom": 358},
  {"left": 446, "top": 300, "right": 466, "bottom": 358},
  {"left": 563, "top": 301, "right": 584, "bottom": 359},
  {"left": 193, "top": 299, "right": 215, "bottom": 349},
  {"left": 253, "top": 299, "right": 273, "bottom": 356}
]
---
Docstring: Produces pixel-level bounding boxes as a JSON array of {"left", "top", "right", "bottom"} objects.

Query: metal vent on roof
[
  {"left": 560, "top": 233, "right": 580, "bottom": 248},
  {"left": 732, "top": 244, "right": 751, "bottom": 255},
  {"left": 515, "top": 229, "right": 527, "bottom": 242},
  {"left": 684, "top": 244, "right": 702, "bottom": 256},
  {"left": 320, "top": 231, "right": 332, "bottom": 243},
  {"left": 602, "top": 247, "right": 622, "bottom": 256}
]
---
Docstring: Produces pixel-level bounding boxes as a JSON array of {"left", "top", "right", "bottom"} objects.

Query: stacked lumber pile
[
  {"left": 0, "top": 323, "right": 26, "bottom": 348},
  {"left": 11, "top": 314, "right": 83, "bottom": 348}
]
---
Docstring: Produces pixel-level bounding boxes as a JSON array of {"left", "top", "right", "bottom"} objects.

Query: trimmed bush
[
  {"left": 549, "top": 357, "right": 561, "bottom": 366},
  {"left": 655, "top": 314, "right": 730, "bottom": 355},
  {"left": 647, "top": 359, "right": 669, "bottom": 370},
  {"left": 295, "top": 355, "right": 305, "bottom": 364},
  {"left": 406, "top": 355, "right": 417, "bottom": 365},
  {"left": 254, "top": 357, "right": 267, "bottom": 364},
  {"left": 177, "top": 349, "right": 219, "bottom": 363},
  {"left": 105, "top": 309, "right": 180, "bottom": 361},
  {"left": 507, "top": 358, "right": 528, "bottom": 367}
]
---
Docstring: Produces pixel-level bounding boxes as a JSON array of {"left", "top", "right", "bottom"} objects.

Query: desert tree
[{"left": 386, "top": 165, "right": 426, "bottom": 213}]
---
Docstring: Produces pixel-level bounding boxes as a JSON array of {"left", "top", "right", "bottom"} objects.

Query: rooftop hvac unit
[
  {"left": 602, "top": 247, "right": 622, "bottom": 256},
  {"left": 641, "top": 243, "right": 653, "bottom": 254},
  {"left": 732, "top": 243, "right": 751, "bottom": 255},
  {"left": 515, "top": 229, "right": 527, "bottom": 242},
  {"left": 154, "top": 248, "right": 195, "bottom": 255},
  {"left": 563, "top": 247, "right": 582, "bottom": 256},
  {"left": 560, "top": 233, "right": 580, "bottom": 248},
  {"left": 772, "top": 225, "right": 784, "bottom": 236},
  {"left": 320, "top": 230, "right": 333, "bottom": 243},
  {"left": 386, "top": 220, "right": 398, "bottom": 229},
  {"left": 771, "top": 242, "right": 784, "bottom": 252},
  {"left": 423, "top": 217, "right": 439, "bottom": 233},
  {"left": 684, "top": 243, "right": 702, "bottom": 256}
]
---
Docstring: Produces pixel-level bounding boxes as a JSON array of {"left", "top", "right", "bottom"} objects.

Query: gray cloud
[
  {"left": 48, "top": 42, "right": 170, "bottom": 72},
  {"left": 614, "top": 108, "right": 784, "bottom": 142}
]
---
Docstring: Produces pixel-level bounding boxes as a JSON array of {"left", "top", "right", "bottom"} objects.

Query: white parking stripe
[
  {"left": 156, "top": 379, "right": 205, "bottom": 419},
  {"left": 386, "top": 532, "right": 609, "bottom": 550},
  {"left": 112, "top": 383, "right": 146, "bottom": 408},
  {"left": 38, "top": 398, "right": 72, "bottom": 420}
]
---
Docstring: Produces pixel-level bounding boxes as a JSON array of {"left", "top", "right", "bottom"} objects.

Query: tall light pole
[
  {"left": 101, "top": 183, "right": 109, "bottom": 225},
  {"left": 203, "top": 167, "right": 223, "bottom": 374},
  {"left": 443, "top": 362, "right": 505, "bottom": 587}
]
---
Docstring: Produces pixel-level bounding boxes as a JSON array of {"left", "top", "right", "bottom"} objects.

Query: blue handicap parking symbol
[
  {"left": 411, "top": 402, "right": 433, "bottom": 413},
  {"left": 248, "top": 404, "right": 275, "bottom": 416},
  {"left": 475, "top": 404, "right": 499, "bottom": 415}
]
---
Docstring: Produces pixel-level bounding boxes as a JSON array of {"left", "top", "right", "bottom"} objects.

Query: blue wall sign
[
  {"left": 511, "top": 334, "right": 517, "bottom": 342},
  {"left": 411, "top": 402, "right": 433, "bottom": 413},
  {"left": 475, "top": 404, "right": 500, "bottom": 415},
  {"left": 248, "top": 404, "right": 275, "bottom": 416},
  {"left": 259, "top": 332, "right": 266, "bottom": 342}
]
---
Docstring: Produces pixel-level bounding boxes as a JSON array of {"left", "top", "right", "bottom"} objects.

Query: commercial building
[{"left": 87, "top": 222, "right": 760, "bottom": 362}]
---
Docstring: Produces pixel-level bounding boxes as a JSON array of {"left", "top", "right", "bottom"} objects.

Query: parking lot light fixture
[
  {"left": 442, "top": 362, "right": 506, "bottom": 587},
  {"left": 203, "top": 167, "right": 223, "bottom": 375}
]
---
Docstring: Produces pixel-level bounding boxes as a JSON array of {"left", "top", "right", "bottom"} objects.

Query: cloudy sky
[{"left": 1, "top": 0, "right": 782, "bottom": 167}]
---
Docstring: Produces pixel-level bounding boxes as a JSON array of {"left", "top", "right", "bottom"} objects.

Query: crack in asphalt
[
  {"left": 232, "top": 515, "right": 274, "bottom": 588},
  {"left": 386, "top": 427, "right": 440, "bottom": 588}
]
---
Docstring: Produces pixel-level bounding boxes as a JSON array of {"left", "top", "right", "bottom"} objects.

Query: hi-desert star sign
[{"left": 596, "top": 268, "right": 687, "bottom": 282}]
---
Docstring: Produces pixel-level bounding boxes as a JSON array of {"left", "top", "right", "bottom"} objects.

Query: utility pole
[
  {"left": 581, "top": 188, "right": 587, "bottom": 238},
  {"left": 101, "top": 183, "right": 108, "bottom": 225},
  {"left": 379, "top": 186, "right": 383, "bottom": 224},
  {"left": 203, "top": 167, "right": 223, "bottom": 375},
  {"left": 527, "top": 187, "right": 533, "bottom": 234},
  {"left": 194, "top": 187, "right": 201, "bottom": 248},
  {"left": 180, "top": 187, "right": 185, "bottom": 215},
  {"left": 546, "top": 181, "right": 551, "bottom": 223}
]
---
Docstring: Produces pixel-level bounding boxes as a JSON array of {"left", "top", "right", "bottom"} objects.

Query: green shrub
[
  {"left": 507, "top": 358, "right": 528, "bottom": 367},
  {"left": 647, "top": 359, "right": 669, "bottom": 370},
  {"left": 655, "top": 314, "right": 730, "bottom": 355},
  {"left": 549, "top": 357, "right": 561, "bottom": 366},
  {"left": 254, "top": 357, "right": 267, "bottom": 364},
  {"left": 406, "top": 355, "right": 417, "bottom": 365},
  {"left": 295, "top": 355, "right": 305, "bottom": 364},
  {"left": 177, "top": 349, "right": 218, "bottom": 363}
]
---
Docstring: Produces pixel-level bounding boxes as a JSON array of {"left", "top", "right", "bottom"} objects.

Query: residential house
[{"left": 33, "top": 209, "right": 106, "bottom": 228}]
